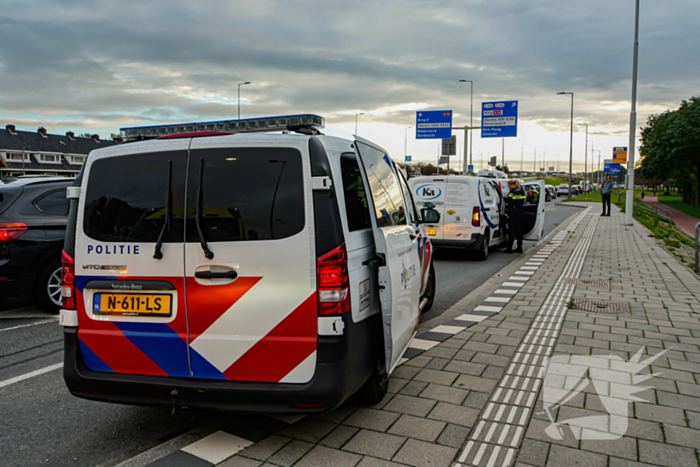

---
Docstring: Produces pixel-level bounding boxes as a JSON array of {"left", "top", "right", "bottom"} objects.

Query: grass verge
[{"left": 656, "top": 194, "right": 700, "bottom": 220}]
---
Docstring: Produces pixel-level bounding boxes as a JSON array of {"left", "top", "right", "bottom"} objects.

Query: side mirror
[{"left": 421, "top": 208, "right": 440, "bottom": 224}]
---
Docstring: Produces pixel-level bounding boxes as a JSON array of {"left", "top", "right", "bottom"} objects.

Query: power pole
[{"left": 625, "top": 0, "right": 640, "bottom": 225}]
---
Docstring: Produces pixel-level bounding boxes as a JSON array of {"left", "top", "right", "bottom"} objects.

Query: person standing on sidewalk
[
  {"left": 601, "top": 174, "right": 613, "bottom": 216},
  {"left": 505, "top": 179, "right": 527, "bottom": 253}
]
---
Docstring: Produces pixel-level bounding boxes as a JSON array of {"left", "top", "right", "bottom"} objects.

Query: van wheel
[
  {"left": 35, "top": 259, "right": 62, "bottom": 314},
  {"left": 359, "top": 355, "right": 389, "bottom": 405},
  {"left": 474, "top": 230, "right": 489, "bottom": 261},
  {"left": 421, "top": 264, "right": 436, "bottom": 314}
]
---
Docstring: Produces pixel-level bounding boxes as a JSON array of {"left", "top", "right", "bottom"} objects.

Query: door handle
[{"left": 194, "top": 270, "right": 238, "bottom": 279}]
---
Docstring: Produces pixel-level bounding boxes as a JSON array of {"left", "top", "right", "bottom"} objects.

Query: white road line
[
  {"left": 0, "top": 363, "right": 63, "bottom": 389},
  {"left": 0, "top": 318, "right": 58, "bottom": 333}
]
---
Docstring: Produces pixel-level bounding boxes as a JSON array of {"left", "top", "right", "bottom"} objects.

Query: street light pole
[
  {"left": 404, "top": 126, "right": 411, "bottom": 162},
  {"left": 459, "top": 80, "right": 474, "bottom": 171},
  {"left": 355, "top": 113, "right": 364, "bottom": 135},
  {"left": 558, "top": 92, "right": 574, "bottom": 199},
  {"left": 238, "top": 82, "right": 251, "bottom": 120},
  {"left": 579, "top": 123, "right": 588, "bottom": 192},
  {"left": 625, "top": 0, "right": 640, "bottom": 225}
]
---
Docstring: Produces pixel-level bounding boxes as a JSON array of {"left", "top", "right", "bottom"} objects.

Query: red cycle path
[{"left": 641, "top": 194, "right": 700, "bottom": 238}]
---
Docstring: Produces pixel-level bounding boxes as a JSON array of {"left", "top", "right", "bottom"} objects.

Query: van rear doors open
[{"left": 522, "top": 180, "right": 546, "bottom": 240}]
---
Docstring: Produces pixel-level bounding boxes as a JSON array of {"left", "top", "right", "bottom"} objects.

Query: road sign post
[
  {"left": 416, "top": 111, "right": 453, "bottom": 139},
  {"left": 481, "top": 101, "right": 518, "bottom": 138}
]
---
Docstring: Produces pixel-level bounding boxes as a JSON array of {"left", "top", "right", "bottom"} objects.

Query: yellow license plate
[
  {"left": 426, "top": 228, "right": 437, "bottom": 236},
  {"left": 93, "top": 293, "right": 172, "bottom": 316}
]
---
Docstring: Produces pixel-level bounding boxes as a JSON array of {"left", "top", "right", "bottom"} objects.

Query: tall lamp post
[
  {"left": 557, "top": 92, "right": 574, "bottom": 199},
  {"left": 404, "top": 126, "right": 412, "bottom": 162},
  {"left": 578, "top": 123, "right": 588, "bottom": 192},
  {"left": 238, "top": 81, "right": 251, "bottom": 120},
  {"left": 625, "top": 0, "right": 640, "bottom": 225},
  {"left": 355, "top": 113, "right": 364, "bottom": 135},
  {"left": 459, "top": 79, "right": 474, "bottom": 173}
]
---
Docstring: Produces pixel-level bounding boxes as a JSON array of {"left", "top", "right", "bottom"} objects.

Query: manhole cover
[
  {"left": 566, "top": 278, "right": 610, "bottom": 288},
  {"left": 571, "top": 299, "right": 629, "bottom": 314}
]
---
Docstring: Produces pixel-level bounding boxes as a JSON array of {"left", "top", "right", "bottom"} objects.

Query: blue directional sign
[
  {"left": 468, "top": 164, "right": 474, "bottom": 174},
  {"left": 604, "top": 160, "right": 620, "bottom": 174},
  {"left": 416, "top": 110, "right": 452, "bottom": 139},
  {"left": 481, "top": 101, "right": 518, "bottom": 138}
]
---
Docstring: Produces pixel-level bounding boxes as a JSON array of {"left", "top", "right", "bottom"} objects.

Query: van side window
[
  {"left": 355, "top": 142, "right": 407, "bottom": 227},
  {"left": 396, "top": 168, "right": 418, "bottom": 223},
  {"left": 480, "top": 181, "right": 495, "bottom": 206},
  {"left": 340, "top": 155, "right": 372, "bottom": 232}
]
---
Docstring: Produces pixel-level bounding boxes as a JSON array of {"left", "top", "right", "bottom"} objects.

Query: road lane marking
[
  {"left": 0, "top": 318, "right": 58, "bottom": 333},
  {"left": 0, "top": 362, "right": 63, "bottom": 389}
]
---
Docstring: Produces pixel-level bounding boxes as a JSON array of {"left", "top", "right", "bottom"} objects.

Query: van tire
[
  {"left": 422, "top": 264, "right": 436, "bottom": 313},
  {"left": 35, "top": 259, "right": 62, "bottom": 314},
  {"left": 359, "top": 355, "right": 389, "bottom": 405},
  {"left": 474, "top": 230, "right": 489, "bottom": 261}
]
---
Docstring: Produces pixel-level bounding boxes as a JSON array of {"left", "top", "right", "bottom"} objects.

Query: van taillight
[
  {"left": 0, "top": 223, "right": 28, "bottom": 242},
  {"left": 472, "top": 207, "right": 480, "bottom": 227},
  {"left": 317, "top": 244, "right": 350, "bottom": 316},
  {"left": 61, "top": 250, "right": 76, "bottom": 310}
]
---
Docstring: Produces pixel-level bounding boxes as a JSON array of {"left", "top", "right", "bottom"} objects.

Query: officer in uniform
[{"left": 505, "top": 179, "right": 527, "bottom": 253}]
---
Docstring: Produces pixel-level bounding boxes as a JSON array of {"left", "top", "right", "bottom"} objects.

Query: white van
[
  {"left": 59, "top": 114, "right": 437, "bottom": 413},
  {"left": 476, "top": 169, "right": 507, "bottom": 179},
  {"left": 408, "top": 176, "right": 546, "bottom": 260}
]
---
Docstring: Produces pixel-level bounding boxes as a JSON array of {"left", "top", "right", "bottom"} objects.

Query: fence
[{"left": 617, "top": 192, "right": 673, "bottom": 222}]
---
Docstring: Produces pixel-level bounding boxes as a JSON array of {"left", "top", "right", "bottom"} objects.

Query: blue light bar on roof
[{"left": 119, "top": 114, "right": 325, "bottom": 141}]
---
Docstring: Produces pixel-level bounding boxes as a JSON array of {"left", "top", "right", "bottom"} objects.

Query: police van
[
  {"left": 476, "top": 169, "right": 507, "bottom": 179},
  {"left": 408, "top": 175, "right": 545, "bottom": 260},
  {"left": 59, "top": 114, "right": 437, "bottom": 412}
]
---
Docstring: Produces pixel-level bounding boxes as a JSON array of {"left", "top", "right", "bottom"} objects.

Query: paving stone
[
  {"left": 462, "top": 391, "right": 490, "bottom": 409},
  {"left": 342, "top": 429, "right": 406, "bottom": 460},
  {"left": 356, "top": 457, "right": 409, "bottom": 467},
  {"left": 387, "top": 377, "right": 409, "bottom": 394},
  {"left": 278, "top": 418, "right": 337, "bottom": 443},
  {"left": 580, "top": 436, "right": 637, "bottom": 460},
  {"left": 608, "top": 458, "right": 657, "bottom": 467},
  {"left": 427, "top": 402, "right": 479, "bottom": 427},
  {"left": 638, "top": 439, "right": 699, "bottom": 466},
  {"left": 425, "top": 357, "right": 450, "bottom": 370},
  {"left": 663, "top": 424, "right": 700, "bottom": 450},
  {"left": 419, "top": 382, "right": 468, "bottom": 405},
  {"left": 295, "top": 445, "right": 362, "bottom": 467},
  {"left": 656, "top": 390, "right": 700, "bottom": 411},
  {"left": 239, "top": 435, "right": 291, "bottom": 461},
  {"left": 546, "top": 444, "right": 607, "bottom": 467},
  {"left": 482, "top": 365, "right": 506, "bottom": 380},
  {"left": 402, "top": 355, "right": 431, "bottom": 368},
  {"left": 435, "top": 423, "right": 470, "bottom": 448},
  {"left": 219, "top": 456, "right": 263, "bottom": 467},
  {"left": 443, "top": 360, "right": 485, "bottom": 376},
  {"left": 634, "top": 402, "right": 688, "bottom": 426},
  {"left": 413, "top": 368, "right": 458, "bottom": 386},
  {"left": 391, "top": 438, "right": 457, "bottom": 467},
  {"left": 266, "top": 439, "right": 314, "bottom": 467},
  {"left": 624, "top": 418, "right": 664, "bottom": 442},
  {"left": 344, "top": 408, "right": 400, "bottom": 432},
  {"left": 383, "top": 394, "right": 436, "bottom": 417},
  {"left": 391, "top": 365, "right": 421, "bottom": 380},
  {"left": 453, "top": 349, "right": 477, "bottom": 361},
  {"left": 398, "top": 380, "right": 429, "bottom": 397},
  {"left": 319, "top": 425, "right": 359, "bottom": 449},
  {"left": 686, "top": 410, "right": 700, "bottom": 429},
  {"left": 453, "top": 374, "right": 498, "bottom": 392},
  {"left": 517, "top": 438, "right": 550, "bottom": 467}
]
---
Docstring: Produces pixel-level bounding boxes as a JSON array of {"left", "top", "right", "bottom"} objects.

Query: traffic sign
[
  {"left": 439, "top": 156, "right": 449, "bottom": 165},
  {"left": 604, "top": 160, "right": 620, "bottom": 174},
  {"left": 613, "top": 146, "right": 627, "bottom": 164},
  {"left": 416, "top": 110, "right": 452, "bottom": 139},
  {"left": 442, "top": 136, "right": 456, "bottom": 155},
  {"left": 405, "top": 156, "right": 412, "bottom": 162},
  {"left": 549, "top": 166, "right": 555, "bottom": 171},
  {"left": 481, "top": 101, "right": 518, "bottom": 138},
  {"left": 489, "top": 156, "right": 497, "bottom": 167},
  {"left": 468, "top": 164, "right": 474, "bottom": 174}
]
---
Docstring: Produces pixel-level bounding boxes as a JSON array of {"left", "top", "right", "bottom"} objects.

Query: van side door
[
  {"left": 353, "top": 139, "right": 422, "bottom": 374},
  {"left": 523, "top": 180, "right": 546, "bottom": 240}
]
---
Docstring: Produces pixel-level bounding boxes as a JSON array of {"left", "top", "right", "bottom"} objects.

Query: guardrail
[
  {"left": 617, "top": 192, "right": 673, "bottom": 222},
  {"left": 696, "top": 222, "right": 700, "bottom": 274}
]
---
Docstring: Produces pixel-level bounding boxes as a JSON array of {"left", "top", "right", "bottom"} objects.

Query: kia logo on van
[{"left": 416, "top": 184, "right": 442, "bottom": 200}]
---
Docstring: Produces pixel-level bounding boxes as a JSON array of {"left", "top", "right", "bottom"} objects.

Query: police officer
[{"left": 505, "top": 179, "right": 527, "bottom": 254}]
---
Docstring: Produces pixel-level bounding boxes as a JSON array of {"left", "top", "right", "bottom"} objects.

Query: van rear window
[{"left": 83, "top": 148, "right": 305, "bottom": 243}]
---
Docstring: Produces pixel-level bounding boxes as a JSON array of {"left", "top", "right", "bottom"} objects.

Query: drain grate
[
  {"left": 566, "top": 278, "right": 610, "bottom": 288},
  {"left": 571, "top": 299, "right": 629, "bottom": 314}
]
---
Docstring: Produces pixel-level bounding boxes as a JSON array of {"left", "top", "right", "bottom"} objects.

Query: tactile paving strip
[{"left": 565, "top": 278, "right": 610, "bottom": 288}]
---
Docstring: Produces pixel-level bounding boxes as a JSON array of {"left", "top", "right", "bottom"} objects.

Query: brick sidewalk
[{"left": 215, "top": 202, "right": 700, "bottom": 467}]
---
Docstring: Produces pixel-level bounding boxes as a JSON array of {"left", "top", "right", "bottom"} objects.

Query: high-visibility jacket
[{"left": 506, "top": 186, "right": 526, "bottom": 214}]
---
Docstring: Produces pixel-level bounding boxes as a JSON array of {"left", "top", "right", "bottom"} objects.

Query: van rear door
[
  {"left": 411, "top": 178, "right": 446, "bottom": 241},
  {"left": 184, "top": 139, "right": 317, "bottom": 383},
  {"left": 523, "top": 180, "right": 546, "bottom": 240},
  {"left": 76, "top": 141, "right": 190, "bottom": 377},
  {"left": 354, "top": 139, "right": 421, "bottom": 374}
]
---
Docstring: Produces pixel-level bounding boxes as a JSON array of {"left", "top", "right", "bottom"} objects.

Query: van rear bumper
[
  {"left": 63, "top": 315, "right": 378, "bottom": 414},
  {"left": 430, "top": 234, "right": 482, "bottom": 250}
]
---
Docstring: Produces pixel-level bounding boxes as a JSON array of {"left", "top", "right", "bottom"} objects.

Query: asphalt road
[{"left": 0, "top": 197, "right": 578, "bottom": 467}]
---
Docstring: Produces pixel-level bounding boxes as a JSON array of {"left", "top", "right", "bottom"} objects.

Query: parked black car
[{"left": 0, "top": 176, "right": 74, "bottom": 313}]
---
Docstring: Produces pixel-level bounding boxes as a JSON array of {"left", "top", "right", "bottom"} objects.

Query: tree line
[{"left": 638, "top": 96, "right": 700, "bottom": 204}]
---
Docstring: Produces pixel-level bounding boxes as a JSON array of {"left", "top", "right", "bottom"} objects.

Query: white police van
[
  {"left": 408, "top": 175, "right": 545, "bottom": 260},
  {"left": 59, "top": 115, "right": 436, "bottom": 412}
]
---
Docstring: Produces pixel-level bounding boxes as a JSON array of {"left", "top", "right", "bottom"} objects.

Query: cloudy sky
[{"left": 1, "top": 0, "right": 698, "bottom": 172}]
